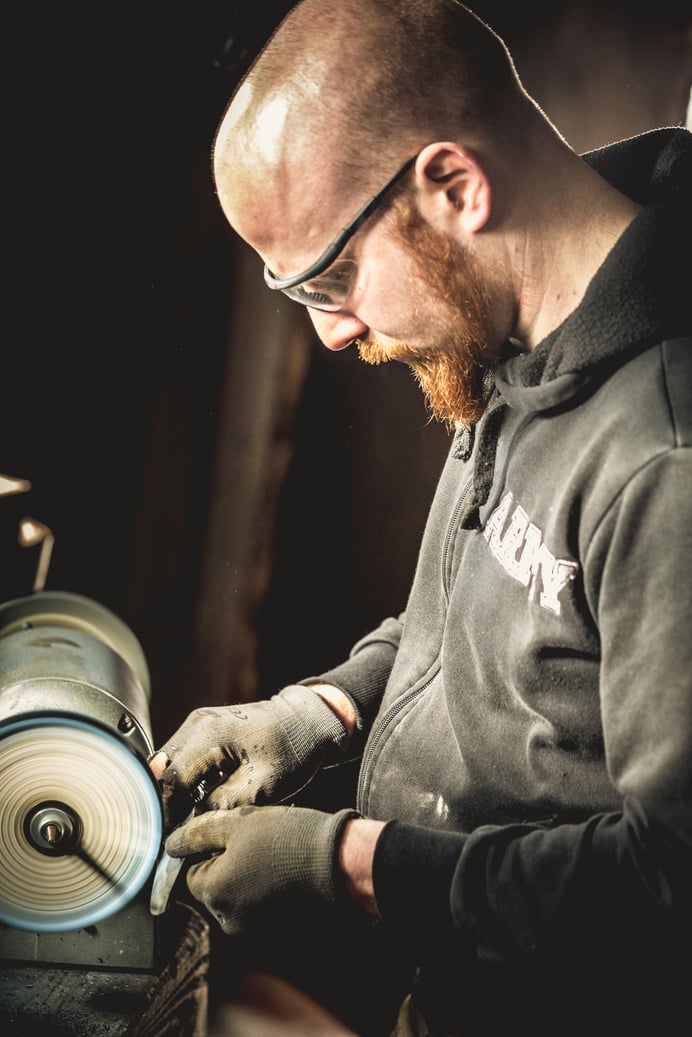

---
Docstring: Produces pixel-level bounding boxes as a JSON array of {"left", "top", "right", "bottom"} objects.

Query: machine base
[{"left": 0, "top": 901, "right": 209, "bottom": 1036}]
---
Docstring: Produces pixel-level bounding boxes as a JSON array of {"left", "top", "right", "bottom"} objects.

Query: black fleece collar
[
  {"left": 494, "top": 127, "right": 692, "bottom": 410},
  {"left": 454, "top": 127, "right": 692, "bottom": 528}
]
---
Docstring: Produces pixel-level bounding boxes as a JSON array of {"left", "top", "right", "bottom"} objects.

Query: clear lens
[{"left": 283, "top": 258, "right": 358, "bottom": 311}]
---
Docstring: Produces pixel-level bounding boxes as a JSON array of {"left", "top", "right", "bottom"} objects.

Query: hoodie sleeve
[
  {"left": 375, "top": 796, "right": 689, "bottom": 957},
  {"left": 299, "top": 614, "right": 404, "bottom": 736}
]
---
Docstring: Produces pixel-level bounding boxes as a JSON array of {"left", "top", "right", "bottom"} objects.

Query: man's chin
[{"left": 357, "top": 336, "right": 489, "bottom": 430}]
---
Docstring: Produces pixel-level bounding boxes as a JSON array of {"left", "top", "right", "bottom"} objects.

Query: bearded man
[{"left": 151, "top": 2, "right": 692, "bottom": 1034}]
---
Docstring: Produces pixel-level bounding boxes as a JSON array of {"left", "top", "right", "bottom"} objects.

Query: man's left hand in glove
[{"left": 164, "top": 804, "right": 384, "bottom": 937}]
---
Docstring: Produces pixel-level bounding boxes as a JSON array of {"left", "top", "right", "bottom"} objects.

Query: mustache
[{"left": 356, "top": 338, "right": 422, "bottom": 365}]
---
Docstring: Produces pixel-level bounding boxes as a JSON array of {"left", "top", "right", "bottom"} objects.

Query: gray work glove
[
  {"left": 165, "top": 804, "right": 361, "bottom": 937},
  {"left": 157, "top": 685, "right": 351, "bottom": 826}
]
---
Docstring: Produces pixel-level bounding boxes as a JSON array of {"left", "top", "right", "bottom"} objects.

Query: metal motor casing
[{"left": 0, "top": 591, "right": 163, "bottom": 938}]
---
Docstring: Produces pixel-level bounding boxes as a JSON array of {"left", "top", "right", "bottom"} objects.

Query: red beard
[{"left": 358, "top": 195, "right": 497, "bottom": 429}]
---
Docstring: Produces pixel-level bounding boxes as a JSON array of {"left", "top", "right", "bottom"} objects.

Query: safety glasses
[{"left": 263, "top": 155, "right": 416, "bottom": 311}]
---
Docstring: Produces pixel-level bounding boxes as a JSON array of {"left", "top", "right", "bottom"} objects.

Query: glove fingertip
[{"left": 164, "top": 833, "right": 185, "bottom": 857}]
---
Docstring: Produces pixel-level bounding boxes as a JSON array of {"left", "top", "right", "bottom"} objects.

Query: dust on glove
[
  {"left": 156, "top": 685, "right": 352, "bottom": 827},
  {"left": 165, "top": 804, "right": 361, "bottom": 937}
]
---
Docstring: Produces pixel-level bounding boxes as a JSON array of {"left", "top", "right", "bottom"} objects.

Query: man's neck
[{"left": 513, "top": 157, "right": 642, "bottom": 350}]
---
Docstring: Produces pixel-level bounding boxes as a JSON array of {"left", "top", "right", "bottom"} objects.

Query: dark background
[{"left": 2, "top": 1, "right": 690, "bottom": 744}]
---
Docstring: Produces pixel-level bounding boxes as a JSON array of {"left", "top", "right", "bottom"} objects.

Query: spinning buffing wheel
[{"left": 0, "top": 591, "right": 162, "bottom": 935}]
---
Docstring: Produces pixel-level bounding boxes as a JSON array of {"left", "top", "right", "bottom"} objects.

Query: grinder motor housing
[{"left": 0, "top": 590, "right": 164, "bottom": 969}]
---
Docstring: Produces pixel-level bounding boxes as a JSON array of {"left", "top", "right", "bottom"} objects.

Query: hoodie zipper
[
  {"left": 442, "top": 475, "right": 474, "bottom": 600},
  {"left": 357, "top": 670, "right": 438, "bottom": 813},
  {"left": 357, "top": 476, "right": 473, "bottom": 810}
]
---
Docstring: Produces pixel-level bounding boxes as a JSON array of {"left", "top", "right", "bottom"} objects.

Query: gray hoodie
[{"left": 309, "top": 127, "right": 692, "bottom": 1031}]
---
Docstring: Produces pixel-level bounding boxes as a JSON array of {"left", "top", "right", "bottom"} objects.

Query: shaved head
[
  {"left": 213, "top": 0, "right": 530, "bottom": 207},
  {"left": 211, "top": 1, "right": 544, "bottom": 427}
]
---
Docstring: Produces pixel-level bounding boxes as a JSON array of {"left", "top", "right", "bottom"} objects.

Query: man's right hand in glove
[
  {"left": 150, "top": 683, "right": 357, "bottom": 827},
  {"left": 164, "top": 805, "right": 384, "bottom": 938}
]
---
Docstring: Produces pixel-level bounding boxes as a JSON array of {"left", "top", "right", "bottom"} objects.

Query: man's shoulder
[
  {"left": 660, "top": 335, "right": 692, "bottom": 448},
  {"left": 581, "top": 127, "right": 692, "bottom": 204}
]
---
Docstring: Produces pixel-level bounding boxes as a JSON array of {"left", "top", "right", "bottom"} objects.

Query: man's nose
[{"left": 308, "top": 308, "right": 369, "bottom": 352}]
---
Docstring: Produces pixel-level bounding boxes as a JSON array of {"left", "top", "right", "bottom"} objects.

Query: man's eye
[
  {"left": 325, "top": 263, "right": 353, "bottom": 286},
  {"left": 295, "top": 285, "right": 333, "bottom": 306},
  {"left": 288, "top": 259, "right": 357, "bottom": 308}
]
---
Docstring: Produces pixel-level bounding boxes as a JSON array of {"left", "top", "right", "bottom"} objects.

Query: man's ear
[{"left": 414, "top": 142, "right": 491, "bottom": 233}]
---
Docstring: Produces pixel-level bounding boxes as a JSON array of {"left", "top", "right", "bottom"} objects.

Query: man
[{"left": 150, "top": 1, "right": 692, "bottom": 1033}]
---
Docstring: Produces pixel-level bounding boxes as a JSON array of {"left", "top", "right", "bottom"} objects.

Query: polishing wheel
[
  {"left": 0, "top": 592, "right": 163, "bottom": 934},
  {"left": 0, "top": 714, "right": 161, "bottom": 932}
]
